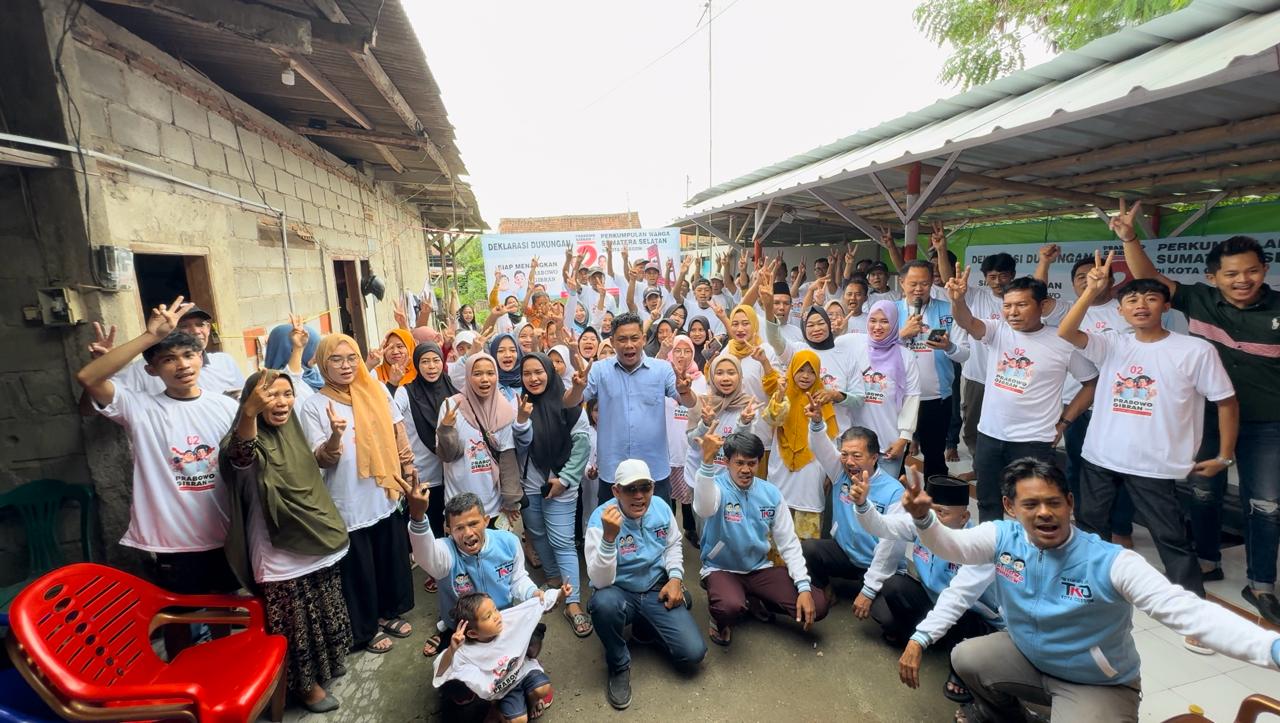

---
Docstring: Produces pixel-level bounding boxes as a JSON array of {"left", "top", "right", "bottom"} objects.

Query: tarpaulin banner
[{"left": 481, "top": 227, "right": 681, "bottom": 300}]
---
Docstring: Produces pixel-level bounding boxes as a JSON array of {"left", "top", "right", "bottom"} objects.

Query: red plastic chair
[{"left": 4, "top": 563, "right": 286, "bottom": 722}]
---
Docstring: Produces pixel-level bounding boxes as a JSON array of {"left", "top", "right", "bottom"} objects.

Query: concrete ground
[{"left": 279, "top": 553, "right": 961, "bottom": 723}]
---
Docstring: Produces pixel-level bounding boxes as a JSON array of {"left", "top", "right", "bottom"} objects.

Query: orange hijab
[
  {"left": 316, "top": 334, "right": 407, "bottom": 501},
  {"left": 777, "top": 349, "right": 836, "bottom": 471},
  {"left": 375, "top": 328, "right": 418, "bottom": 386}
]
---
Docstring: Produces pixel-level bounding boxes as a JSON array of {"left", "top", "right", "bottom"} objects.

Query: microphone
[{"left": 911, "top": 297, "right": 925, "bottom": 338}]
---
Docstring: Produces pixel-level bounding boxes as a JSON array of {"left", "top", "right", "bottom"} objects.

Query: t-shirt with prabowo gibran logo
[
  {"left": 1080, "top": 331, "right": 1234, "bottom": 479},
  {"left": 1055, "top": 303, "right": 1130, "bottom": 404},
  {"left": 96, "top": 387, "right": 238, "bottom": 553},
  {"left": 976, "top": 320, "right": 1098, "bottom": 443},
  {"left": 431, "top": 593, "right": 559, "bottom": 701}
]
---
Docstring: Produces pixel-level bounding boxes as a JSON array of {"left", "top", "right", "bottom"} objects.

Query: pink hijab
[
  {"left": 666, "top": 335, "right": 702, "bottom": 379},
  {"left": 451, "top": 353, "right": 516, "bottom": 434}
]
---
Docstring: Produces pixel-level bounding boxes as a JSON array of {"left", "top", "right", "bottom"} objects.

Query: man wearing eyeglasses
[{"left": 585, "top": 459, "right": 706, "bottom": 710}]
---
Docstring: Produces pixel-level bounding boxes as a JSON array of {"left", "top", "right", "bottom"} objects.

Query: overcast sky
[{"left": 410, "top": 1, "right": 1051, "bottom": 229}]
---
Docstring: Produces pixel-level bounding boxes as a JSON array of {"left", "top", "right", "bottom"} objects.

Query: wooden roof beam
[
  {"left": 290, "top": 125, "right": 431, "bottom": 150},
  {"left": 374, "top": 144, "right": 406, "bottom": 173},
  {"left": 0, "top": 146, "right": 60, "bottom": 169},
  {"left": 921, "top": 163, "right": 1120, "bottom": 207},
  {"left": 92, "top": 0, "right": 369, "bottom": 53}
]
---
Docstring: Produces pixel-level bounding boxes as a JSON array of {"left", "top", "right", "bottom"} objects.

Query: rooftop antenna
[{"left": 698, "top": 0, "right": 713, "bottom": 188}]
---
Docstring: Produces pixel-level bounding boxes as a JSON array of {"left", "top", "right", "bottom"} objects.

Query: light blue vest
[
  {"left": 991, "top": 520, "right": 1138, "bottom": 685},
  {"left": 912, "top": 527, "right": 1003, "bottom": 626},
  {"left": 588, "top": 499, "right": 675, "bottom": 593},
  {"left": 699, "top": 466, "right": 784, "bottom": 574},
  {"left": 437, "top": 528, "right": 523, "bottom": 627},
  {"left": 832, "top": 466, "right": 904, "bottom": 567},
  {"left": 895, "top": 297, "right": 956, "bottom": 397}
]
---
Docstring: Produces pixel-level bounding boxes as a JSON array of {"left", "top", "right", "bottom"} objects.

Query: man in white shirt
[
  {"left": 1058, "top": 256, "right": 1238, "bottom": 623},
  {"left": 947, "top": 271, "right": 1098, "bottom": 522},
  {"left": 113, "top": 306, "right": 245, "bottom": 397},
  {"left": 76, "top": 296, "right": 241, "bottom": 655}
]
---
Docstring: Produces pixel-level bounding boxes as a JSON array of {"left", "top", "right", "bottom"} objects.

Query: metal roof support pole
[
  {"left": 693, "top": 219, "right": 733, "bottom": 245},
  {"left": 1092, "top": 202, "right": 1154, "bottom": 239},
  {"left": 1167, "top": 190, "right": 1227, "bottom": 238},
  {"left": 808, "top": 188, "right": 880, "bottom": 241},
  {"left": 904, "top": 162, "right": 921, "bottom": 261},
  {"left": 868, "top": 172, "right": 908, "bottom": 224}
]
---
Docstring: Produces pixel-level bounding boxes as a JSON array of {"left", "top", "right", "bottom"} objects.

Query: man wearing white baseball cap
[{"left": 585, "top": 459, "right": 705, "bottom": 710}]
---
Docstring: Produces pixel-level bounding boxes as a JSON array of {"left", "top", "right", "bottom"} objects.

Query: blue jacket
[
  {"left": 696, "top": 464, "right": 811, "bottom": 592},
  {"left": 586, "top": 499, "right": 679, "bottom": 593},
  {"left": 832, "top": 466, "right": 904, "bottom": 568}
]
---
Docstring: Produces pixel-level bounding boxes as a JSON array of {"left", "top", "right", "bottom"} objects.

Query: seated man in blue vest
[
  {"left": 408, "top": 489, "right": 562, "bottom": 659},
  {"left": 799, "top": 413, "right": 906, "bottom": 612},
  {"left": 903, "top": 458, "right": 1280, "bottom": 722},
  {"left": 585, "top": 459, "right": 707, "bottom": 711},
  {"left": 854, "top": 473, "right": 1002, "bottom": 703},
  {"left": 693, "top": 431, "right": 829, "bottom": 646}
]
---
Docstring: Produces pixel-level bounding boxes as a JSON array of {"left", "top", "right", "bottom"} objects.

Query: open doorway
[
  {"left": 132, "top": 253, "right": 220, "bottom": 351},
  {"left": 332, "top": 259, "right": 368, "bottom": 352}
]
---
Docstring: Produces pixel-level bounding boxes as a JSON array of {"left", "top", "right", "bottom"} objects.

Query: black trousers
[
  {"left": 974, "top": 433, "right": 1057, "bottom": 522},
  {"left": 916, "top": 397, "right": 953, "bottom": 479},
  {"left": 870, "top": 573, "right": 994, "bottom": 646},
  {"left": 1078, "top": 460, "right": 1205, "bottom": 596},
  {"left": 339, "top": 509, "right": 415, "bottom": 648},
  {"left": 801, "top": 538, "right": 866, "bottom": 591}
]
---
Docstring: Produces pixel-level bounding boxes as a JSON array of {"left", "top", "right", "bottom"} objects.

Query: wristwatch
[{"left": 1216, "top": 457, "right": 1235, "bottom": 468}]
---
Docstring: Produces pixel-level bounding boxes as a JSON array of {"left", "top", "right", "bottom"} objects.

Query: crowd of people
[{"left": 72, "top": 202, "right": 1280, "bottom": 722}]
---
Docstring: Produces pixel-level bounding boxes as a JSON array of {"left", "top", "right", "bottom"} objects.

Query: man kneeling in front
[
  {"left": 903, "top": 457, "right": 1280, "bottom": 722},
  {"left": 586, "top": 459, "right": 706, "bottom": 710}
]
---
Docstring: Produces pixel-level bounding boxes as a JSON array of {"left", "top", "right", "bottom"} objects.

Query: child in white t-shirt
[{"left": 434, "top": 592, "right": 560, "bottom": 722}]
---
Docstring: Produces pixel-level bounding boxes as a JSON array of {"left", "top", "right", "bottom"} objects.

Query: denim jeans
[
  {"left": 1189, "top": 412, "right": 1280, "bottom": 587},
  {"left": 523, "top": 490, "right": 582, "bottom": 604},
  {"left": 1064, "top": 410, "right": 1133, "bottom": 536},
  {"left": 587, "top": 584, "right": 707, "bottom": 674},
  {"left": 974, "top": 433, "right": 1057, "bottom": 522}
]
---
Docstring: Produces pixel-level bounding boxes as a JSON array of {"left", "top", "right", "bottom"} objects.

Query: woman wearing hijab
[
  {"left": 759, "top": 350, "right": 838, "bottom": 540},
  {"left": 596, "top": 338, "right": 616, "bottom": 360},
  {"left": 644, "top": 317, "right": 678, "bottom": 358},
  {"left": 456, "top": 304, "right": 479, "bottom": 332},
  {"left": 685, "top": 355, "right": 766, "bottom": 474},
  {"left": 515, "top": 322, "right": 537, "bottom": 354},
  {"left": 487, "top": 333, "right": 524, "bottom": 402},
  {"left": 263, "top": 318, "right": 324, "bottom": 399},
  {"left": 664, "top": 335, "right": 703, "bottom": 544},
  {"left": 764, "top": 304, "right": 864, "bottom": 431},
  {"left": 848, "top": 301, "right": 921, "bottom": 477},
  {"left": 221, "top": 370, "right": 351, "bottom": 713},
  {"left": 722, "top": 304, "right": 781, "bottom": 403},
  {"left": 686, "top": 316, "right": 718, "bottom": 369},
  {"left": 372, "top": 328, "right": 417, "bottom": 392},
  {"left": 513, "top": 353, "right": 593, "bottom": 637},
  {"left": 665, "top": 303, "right": 688, "bottom": 332},
  {"left": 393, "top": 343, "right": 456, "bottom": 595},
  {"left": 300, "top": 334, "right": 416, "bottom": 655},
  {"left": 547, "top": 344, "right": 575, "bottom": 390},
  {"left": 436, "top": 353, "right": 523, "bottom": 519},
  {"left": 600, "top": 311, "right": 614, "bottom": 339}
]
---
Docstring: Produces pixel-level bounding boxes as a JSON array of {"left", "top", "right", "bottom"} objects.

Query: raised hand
[
  {"left": 516, "top": 393, "right": 533, "bottom": 424},
  {"left": 325, "top": 401, "right": 348, "bottom": 439},
  {"left": 601, "top": 504, "right": 623, "bottom": 543},
  {"left": 146, "top": 295, "right": 193, "bottom": 339},
  {"left": 406, "top": 483, "right": 431, "bottom": 523},
  {"left": 366, "top": 346, "right": 384, "bottom": 369},
  {"left": 877, "top": 226, "right": 896, "bottom": 250},
  {"left": 1109, "top": 199, "right": 1143, "bottom": 242},
  {"left": 439, "top": 399, "right": 458, "bottom": 428},
  {"left": 739, "top": 399, "right": 757, "bottom": 426},
  {"left": 803, "top": 393, "right": 823, "bottom": 422},
  {"left": 698, "top": 431, "right": 724, "bottom": 464},
  {"left": 899, "top": 471, "right": 933, "bottom": 520},
  {"left": 88, "top": 321, "right": 116, "bottom": 359},
  {"left": 449, "top": 620, "right": 469, "bottom": 652},
  {"left": 945, "top": 262, "right": 970, "bottom": 301},
  {"left": 929, "top": 221, "right": 947, "bottom": 255},
  {"left": 899, "top": 313, "right": 925, "bottom": 339},
  {"left": 288, "top": 314, "right": 309, "bottom": 349},
  {"left": 849, "top": 468, "right": 870, "bottom": 506},
  {"left": 675, "top": 369, "right": 693, "bottom": 397},
  {"left": 1083, "top": 249, "right": 1115, "bottom": 298},
  {"left": 699, "top": 396, "right": 716, "bottom": 427},
  {"left": 392, "top": 298, "right": 409, "bottom": 329},
  {"left": 572, "top": 357, "right": 592, "bottom": 389},
  {"left": 242, "top": 370, "right": 278, "bottom": 419},
  {"left": 1039, "top": 243, "right": 1061, "bottom": 264}
]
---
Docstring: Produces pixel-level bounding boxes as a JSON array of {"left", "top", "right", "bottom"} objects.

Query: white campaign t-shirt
[
  {"left": 439, "top": 398, "right": 516, "bottom": 517},
  {"left": 394, "top": 386, "right": 445, "bottom": 488},
  {"left": 762, "top": 427, "right": 828, "bottom": 513},
  {"left": 848, "top": 343, "right": 921, "bottom": 453},
  {"left": 300, "top": 387, "right": 401, "bottom": 531},
  {"left": 683, "top": 298, "right": 725, "bottom": 337},
  {"left": 96, "top": 387, "right": 238, "bottom": 552},
  {"left": 666, "top": 397, "right": 691, "bottom": 467},
  {"left": 242, "top": 477, "right": 348, "bottom": 583},
  {"left": 844, "top": 314, "right": 868, "bottom": 336},
  {"left": 116, "top": 352, "right": 246, "bottom": 397},
  {"left": 863, "top": 289, "right": 901, "bottom": 311},
  {"left": 1055, "top": 302, "right": 1130, "bottom": 404},
  {"left": 976, "top": 320, "right": 1098, "bottom": 443},
  {"left": 960, "top": 288, "right": 1004, "bottom": 383},
  {"left": 1080, "top": 331, "right": 1234, "bottom": 479},
  {"left": 432, "top": 593, "right": 559, "bottom": 700},
  {"left": 685, "top": 410, "right": 744, "bottom": 473}
]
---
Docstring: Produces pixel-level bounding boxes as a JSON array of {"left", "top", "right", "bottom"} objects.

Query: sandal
[
  {"left": 423, "top": 576, "right": 438, "bottom": 594},
  {"left": 529, "top": 690, "right": 554, "bottom": 720},
  {"left": 564, "top": 606, "right": 594, "bottom": 638},
  {"left": 709, "top": 621, "right": 731, "bottom": 647},
  {"left": 944, "top": 669, "right": 973, "bottom": 703},
  {"left": 365, "top": 632, "right": 394, "bottom": 654},
  {"left": 954, "top": 702, "right": 985, "bottom": 723},
  {"left": 379, "top": 617, "right": 413, "bottom": 638},
  {"left": 421, "top": 632, "right": 444, "bottom": 658}
]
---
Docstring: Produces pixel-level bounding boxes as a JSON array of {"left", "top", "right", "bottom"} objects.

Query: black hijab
[
  {"left": 525, "top": 353, "right": 582, "bottom": 475},
  {"left": 803, "top": 305, "right": 835, "bottom": 351},
  {"left": 406, "top": 343, "right": 458, "bottom": 454},
  {"left": 645, "top": 318, "right": 677, "bottom": 357},
  {"left": 688, "top": 316, "right": 712, "bottom": 367}
]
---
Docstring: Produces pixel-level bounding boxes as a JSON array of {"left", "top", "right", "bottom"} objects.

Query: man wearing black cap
[
  {"left": 675, "top": 270, "right": 726, "bottom": 336},
  {"left": 113, "top": 304, "right": 245, "bottom": 397},
  {"left": 765, "top": 280, "right": 803, "bottom": 344},
  {"left": 864, "top": 261, "right": 900, "bottom": 310},
  {"left": 854, "top": 474, "right": 1002, "bottom": 699}
]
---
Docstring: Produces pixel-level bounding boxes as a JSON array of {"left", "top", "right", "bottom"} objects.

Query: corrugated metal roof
[
  {"left": 681, "top": 0, "right": 1280, "bottom": 223},
  {"left": 90, "top": 0, "right": 484, "bottom": 230}
]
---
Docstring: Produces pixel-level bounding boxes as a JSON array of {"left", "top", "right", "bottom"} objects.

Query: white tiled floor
[{"left": 938, "top": 447, "right": 1280, "bottom": 721}]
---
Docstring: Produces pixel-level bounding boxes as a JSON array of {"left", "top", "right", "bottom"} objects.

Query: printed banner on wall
[
  {"left": 480, "top": 227, "right": 681, "bottom": 300},
  {"left": 962, "top": 233, "right": 1280, "bottom": 299}
]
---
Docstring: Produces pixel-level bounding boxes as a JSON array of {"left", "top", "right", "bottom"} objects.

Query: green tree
[
  {"left": 448, "top": 236, "right": 492, "bottom": 319},
  {"left": 914, "top": 0, "right": 1192, "bottom": 89}
]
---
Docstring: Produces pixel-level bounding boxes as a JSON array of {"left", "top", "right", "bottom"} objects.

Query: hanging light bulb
[{"left": 280, "top": 61, "right": 296, "bottom": 86}]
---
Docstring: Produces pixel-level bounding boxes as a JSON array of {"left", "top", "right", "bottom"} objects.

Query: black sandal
[
  {"left": 944, "top": 669, "right": 973, "bottom": 703},
  {"left": 421, "top": 632, "right": 444, "bottom": 657},
  {"left": 379, "top": 617, "right": 413, "bottom": 638}
]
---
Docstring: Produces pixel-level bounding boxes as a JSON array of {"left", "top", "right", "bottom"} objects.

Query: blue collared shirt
[{"left": 585, "top": 355, "right": 679, "bottom": 483}]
